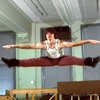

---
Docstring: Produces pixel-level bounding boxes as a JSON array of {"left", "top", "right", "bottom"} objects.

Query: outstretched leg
[
  {"left": 58, "top": 56, "right": 84, "bottom": 66},
  {"left": 58, "top": 56, "right": 100, "bottom": 67},
  {"left": 1, "top": 56, "right": 53, "bottom": 67}
]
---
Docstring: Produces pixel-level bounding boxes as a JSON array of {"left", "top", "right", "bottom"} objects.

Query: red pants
[{"left": 18, "top": 56, "right": 85, "bottom": 67}]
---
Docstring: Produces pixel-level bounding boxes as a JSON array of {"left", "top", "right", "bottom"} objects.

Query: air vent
[{"left": 31, "top": 0, "right": 48, "bottom": 16}]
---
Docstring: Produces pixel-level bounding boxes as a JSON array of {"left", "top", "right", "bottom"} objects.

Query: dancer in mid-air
[{"left": 1, "top": 28, "right": 100, "bottom": 68}]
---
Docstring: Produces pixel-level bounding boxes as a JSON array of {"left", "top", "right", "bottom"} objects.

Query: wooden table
[
  {"left": 6, "top": 88, "right": 57, "bottom": 100},
  {"left": 58, "top": 80, "right": 100, "bottom": 100}
]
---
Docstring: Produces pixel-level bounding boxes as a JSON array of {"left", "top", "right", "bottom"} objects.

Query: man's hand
[
  {"left": 3, "top": 45, "right": 14, "bottom": 49},
  {"left": 89, "top": 39, "right": 100, "bottom": 45}
]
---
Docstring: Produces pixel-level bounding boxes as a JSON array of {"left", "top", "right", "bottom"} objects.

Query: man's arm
[
  {"left": 3, "top": 42, "right": 45, "bottom": 49},
  {"left": 61, "top": 39, "right": 100, "bottom": 48}
]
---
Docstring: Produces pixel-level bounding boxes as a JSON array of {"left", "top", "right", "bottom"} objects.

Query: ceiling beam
[
  {"left": 0, "top": 0, "right": 32, "bottom": 34},
  {"left": 52, "top": 0, "right": 76, "bottom": 25}
]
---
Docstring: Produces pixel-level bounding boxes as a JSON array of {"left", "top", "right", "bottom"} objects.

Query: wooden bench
[
  {"left": 0, "top": 96, "right": 11, "bottom": 100},
  {"left": 6, "top": 88, "right": 57, "bottom": 100}
]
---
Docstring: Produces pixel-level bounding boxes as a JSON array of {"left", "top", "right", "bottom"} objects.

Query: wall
[
  {"left": 71, "top": 19, "right": 100, "bottom": 81},
  {"left": 15, "top": 33, "right": 37, "bottom": 99},
  {"left": 15, "top": 33, "right": 37, "bottom": 89}
]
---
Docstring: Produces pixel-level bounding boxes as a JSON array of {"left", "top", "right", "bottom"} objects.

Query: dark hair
[
  {"left": 45, "top": 28, "right": 58, "bottom": 38},
  {"left": 41, "top": 26, "right": 71, "bottom": 41},
  {"left": 45, "top": 28, "right": 56, "bottom": 34}
]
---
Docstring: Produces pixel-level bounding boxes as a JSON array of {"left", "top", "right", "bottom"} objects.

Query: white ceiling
[
  {"left": 0, "top": 22, "right": 5, "bottom": 27},
  {"left": 7, "top": 0, "right": 100, "bottom": 25}
]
